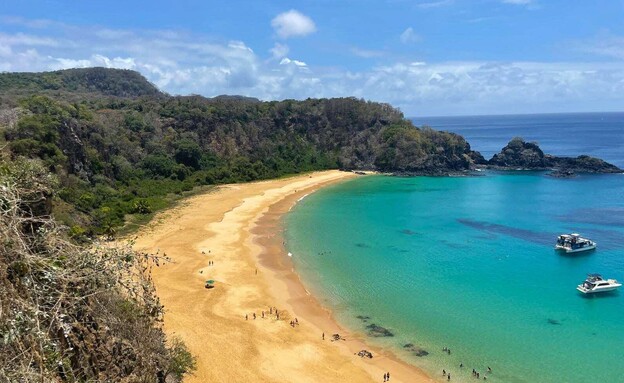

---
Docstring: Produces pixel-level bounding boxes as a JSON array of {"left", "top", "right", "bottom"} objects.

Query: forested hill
[
  {"left": 0, "top": 68, "right": 163, "bottom": 99},
  {"left": 0, "top": 67, "right": 481, "bottom": 236}
]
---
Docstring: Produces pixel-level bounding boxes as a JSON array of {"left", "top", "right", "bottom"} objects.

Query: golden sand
[{"left": 134, "top": 170, "right": 434, "bottom": 383}]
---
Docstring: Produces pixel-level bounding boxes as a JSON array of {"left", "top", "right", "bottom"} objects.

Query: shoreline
[
  {"left": 133, "top": 170, "right": 434, "bottom": 383},
  {"left": 252, "top": 176, "right": 434, "bottom": 382}
]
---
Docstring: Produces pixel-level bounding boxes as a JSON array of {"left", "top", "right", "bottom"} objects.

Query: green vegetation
[
  {"left": 0, "top": 67, "right": 162, "bottom": 100},
  {"left": 0, "top": 158, "right": 195, "bottom": 382},
  {"left": 1, "top": 68, "right": 479, "bottom": 236}
]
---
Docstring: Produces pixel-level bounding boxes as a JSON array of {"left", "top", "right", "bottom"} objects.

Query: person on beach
[
  {"left": 383, "top": 372, "right": 387, "bottom": 381},
  {"left": 386, "top": 372, "right": 390, "bottom": 380},
  {"left": 447, "top": 373, "right": 451, "bottom": 380},
  {"left": 245, "top": 314, "right": 248, "bottom": 320},
  {"left": 322, "top": 332, "right": 324, "bottom": 340},
  {"left": 262, "top": 311, "right": 264, "bottom": 318},
  {"left": 253, "top": 313, "right": 256, "bottom": 320},
  {"left": 442, "top": 369, "right": 446, "bottom": 376}
]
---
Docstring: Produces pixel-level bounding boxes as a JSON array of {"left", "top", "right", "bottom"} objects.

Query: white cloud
[
  {"left": 279, "top": 57, "right": 307, "bottom": 67},
  {"left": 270, "top": 42, "right": 289, "bottom": 59},
  {"left": 1, "top": 19, "right": 623, "bottom": 116},
  {"left": 271, "top": 10, "right": 316, "bottom": 39},
  {"left": 400, "top": 27, "right": 420, "bottom": 44},
  {"left": 0, "top": 32, "right": 60, "bottom": 47},
  {"left": 575, "top": 33, "right": 624, "bottom": 60}
]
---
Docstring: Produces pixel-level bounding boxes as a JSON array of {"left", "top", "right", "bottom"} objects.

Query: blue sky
[{"left": 1, "top": 0, "right": 623, "bottom": 116}]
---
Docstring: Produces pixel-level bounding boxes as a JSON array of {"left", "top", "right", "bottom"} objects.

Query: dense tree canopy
[{"left": 0, "top": 68, "right": 479, "bottom": 235}]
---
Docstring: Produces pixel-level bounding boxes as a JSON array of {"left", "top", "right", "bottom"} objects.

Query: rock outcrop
[
  {"left": 489, "top": 137, "right": 547, "bottom": 168},
  {"left": 488, "top": 137, "right": 622, "bottom": 175}
]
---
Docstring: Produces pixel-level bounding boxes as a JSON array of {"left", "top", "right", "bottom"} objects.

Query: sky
[{"left": 1, "top": 0, "right": 624, "bottom": 116}]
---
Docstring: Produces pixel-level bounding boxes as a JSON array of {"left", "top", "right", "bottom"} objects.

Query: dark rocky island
[{"left": 486, "top": 137, "right": 622, "bottom": 176}]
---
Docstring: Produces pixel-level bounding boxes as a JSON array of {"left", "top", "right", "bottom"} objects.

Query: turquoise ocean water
[{"left": 285, "top": 113, "right": 624, "bottom": 383}]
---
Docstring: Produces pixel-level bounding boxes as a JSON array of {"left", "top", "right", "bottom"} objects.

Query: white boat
[
  {"left": 555, "top": 233, "right": 596, "bottom": 253},
  {"left": 576, "top": 274, "right": 621, "bottom": 294}
]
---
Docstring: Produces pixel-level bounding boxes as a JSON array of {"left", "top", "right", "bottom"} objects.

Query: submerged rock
[
  {"left": 400, "top": 229, "right": 418, "bottom": 236},
  {"left": 403, "top": 343, "right": 429, "bottom": 357},
  {"left": 366, "top": 323, "right": 394, "bottom": 337},
  {"left": 547, "top": 318, "right": 562, "bottom": 325}
]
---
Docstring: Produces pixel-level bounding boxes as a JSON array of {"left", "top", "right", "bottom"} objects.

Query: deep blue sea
[
  {"left": 413, "top": 112, "right": 624, "bottom": 168},
  {"left": 285, "top": 113, "right": 624, "bottom": 383}
]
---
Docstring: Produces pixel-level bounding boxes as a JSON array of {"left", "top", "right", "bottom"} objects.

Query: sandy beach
[{"left": 133, "top": 170, "right": 434, "bottom": 383}]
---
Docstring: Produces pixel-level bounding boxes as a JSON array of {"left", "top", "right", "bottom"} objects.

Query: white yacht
[
  {"left": 577, "top": 274, "right": 621, "bottom": 294},
  {"left": 555, "top": 233, "right": 596, "bottom": 253}
]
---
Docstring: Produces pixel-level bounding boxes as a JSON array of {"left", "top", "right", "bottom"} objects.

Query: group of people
[
  {"left": 442, "top": 365, "right": 492, "bottom": 381},
  {"left": 289, "top": 317, "right": 299, "bottom": 328},
  {"left": 382, "top": 372, "right": 390, "bottom": 381},
  {"left": 244, "top": 306, "right": 281, "bottom": 321}
]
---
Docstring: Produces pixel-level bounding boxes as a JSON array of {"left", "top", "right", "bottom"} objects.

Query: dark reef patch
[
  {"left": 400, "top": 229, "right": 418, "bottom": 236},
  {"left": 366, "top": 323, "right": 394, "bottom": 337},
  {"left": 355, "top": 243, "right": 370, "bottom": 248},
  {"left": 403, "top": 343, "right": 429, "bottom": 357},
  {"left": 457, "top": 219, "right": 553, "bottom": 245}
]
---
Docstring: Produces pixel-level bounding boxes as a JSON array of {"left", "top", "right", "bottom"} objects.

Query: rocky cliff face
[
  {"left": 548, "top": 155, "right": 622, "bottom": 173},
  {"left": 488, "top": 137, "right": 622, "bottom": 175},
  {"left": 489, "top": 137, "right": 547, "bottom": 168}
]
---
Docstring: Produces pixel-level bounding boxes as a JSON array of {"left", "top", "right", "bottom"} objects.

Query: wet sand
[{"left": 133, "top": 170, "right": 434, "bottom": 383}]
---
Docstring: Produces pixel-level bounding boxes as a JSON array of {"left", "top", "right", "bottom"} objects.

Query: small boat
[
  {"left": 576, "top": 274, "right": 621, "bottom": 294},
  {"left": 555, "top": 233, "right": 596, "bottom": 253}
]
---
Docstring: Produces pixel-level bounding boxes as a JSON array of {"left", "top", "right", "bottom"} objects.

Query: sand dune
[{"left": 134, "top": 170, "right": 433, "bottom": 383}]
